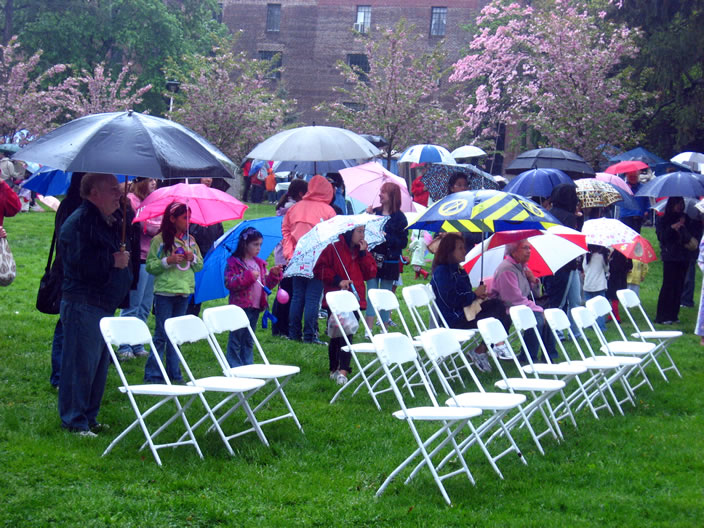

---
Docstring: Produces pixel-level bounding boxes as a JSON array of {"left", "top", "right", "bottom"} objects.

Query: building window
[
  {"left": 430, "top": 7, "right": 447, "bottom": 37},
  {"left": 347, "top": 53, "right": 370, "bottom": 82},
  {"left": 266, "top": 4, "right": 281, "bottom": 32},
  {"left": 258, "top": 51, "right": 282, "bottom": 79},
  {"left": 355, "top": 6, "right": 371, "bottom": 33}
]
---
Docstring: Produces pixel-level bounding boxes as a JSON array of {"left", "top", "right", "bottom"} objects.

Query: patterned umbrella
[
  {"left": 582, "top": 218, "right": 657, "bottom": 263},
  {"left": 283, "top": 214, "right": 389, "bottom": 278},
  {"left": 420, "top": 162, "right": 499, "bottom": 201},
  {"left": 407, "top": 189, "right": 560, "bottom": 233},
  {"left": 574, "top": 179, "right": 622, "bottom": 208}
]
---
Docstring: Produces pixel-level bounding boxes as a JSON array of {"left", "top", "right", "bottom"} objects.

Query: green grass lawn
[{"left": 1, "top": 206, "right": 703, "bottom": 527}]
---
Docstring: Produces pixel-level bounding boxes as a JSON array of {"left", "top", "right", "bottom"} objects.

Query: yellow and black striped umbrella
[{"left": 408, "top": 189, "right": 560, "bottom": 233}]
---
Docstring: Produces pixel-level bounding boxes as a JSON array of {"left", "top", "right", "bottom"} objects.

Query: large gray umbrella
[
  {"left": 12, "top": 110, "right": 237, "bottom": 180},
  {"left": 246, "top": 125, "right": 380, "bottom": 162},
  {"left": 505, "top": 147, "right": 595, "bottom": 179}
]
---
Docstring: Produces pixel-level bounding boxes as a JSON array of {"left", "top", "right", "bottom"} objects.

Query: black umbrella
[
  {"left": 360, "top": 134, "right": 388, "bottom": 148},
  {"left": 11, "top": 110, "right": 237, "bottom": 180},
  {"left": 505, "top": 147, "right": 595, "bottom": 179}
]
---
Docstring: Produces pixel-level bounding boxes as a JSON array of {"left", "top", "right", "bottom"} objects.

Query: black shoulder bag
[{"left": 36, "top": 231, "right": 62, "bottom": 314}]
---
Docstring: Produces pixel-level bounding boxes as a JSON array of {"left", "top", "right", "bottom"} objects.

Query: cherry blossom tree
[
  {"left": 63, "top": 62, "right": 152, "bottom": 118},
  {"left": 0, "top": 36, "right": 72, "bottom": 143},
  {"left": 316, "top": 19, "right": 457, "bottom": 169},
  {"left": 451, "top": 0, "right": 648, "bottom": 168},
  {"left": 168, "top": 44, "right": 296, "bottom": 165}
]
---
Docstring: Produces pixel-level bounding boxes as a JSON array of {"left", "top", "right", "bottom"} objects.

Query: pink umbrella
[
  {"left": 595, "top": 172, "right": 633, "bottom": 195},
  {"left": 133, "top": 183, "right": 248, "bottom": 226},
  {"left": 340, "top": 161, "right": 413, "bottom": 212}
]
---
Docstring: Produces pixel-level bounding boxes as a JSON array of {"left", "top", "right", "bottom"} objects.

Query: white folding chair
[
  {"left": 617, "top": 288, "right": 682, "bottom": 381},
  {"left": 165, "top": 315, "right": 271, "bottom": 450},
  {"left": 585, "top": 295, "right": 655, "bottom": 393},
  {"left": 571, "top": 306, "right": 640, "bottom": 412},
  {"left": 544, "top": 308, "right": 616, "bottom": 419},
  {"left": 325, "top": 290, "right": 389, "bottom": 410},
  {"left": 420, "top": 328, "right": 529, "bottom": 477},
  {"left": 476, "top": 317, "right": 565, "bottom": 447},
  {"left": 372, "top": 332, "right": 483, "bottom": 505},
  {"left": 99, "top": 316, "right": 205, "bottom": 466},
  {"left": 202, "top": 305, "right": 303, "bottom": 434}
]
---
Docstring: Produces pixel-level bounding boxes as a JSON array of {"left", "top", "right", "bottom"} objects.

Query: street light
[{"left": 165, "top": 80, "right": 181, "bottom": 114}]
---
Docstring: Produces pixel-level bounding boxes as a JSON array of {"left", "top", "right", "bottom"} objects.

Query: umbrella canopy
[
  {"left": 420, "top": 162, "right": 499, "bottom": 201},
  {"left": 246, "top": 125, "right": 380, "bottom": 162},
  {"left": 339, "top": 162, "right": 414, "bottom": 212},
  {"left": 461, "top": 226, "right": 587, "bottom": 284},
  {"left": 273, "top": 158, "right": 355, "bottom": 175},
  {"left": 505, "top": 147, "right": 595, "bottom": 179},
  {"left": 635, "top": 171, "right": 704, "bottom": 198},
  {"left": 21, "top": 167, "right": 73, "bottom": 196},
  {"left": 403, "top": 202, "right": 429, "bottom": 227},
  {"left": 451, "top": 145, "right": 486, "bottom": 159},
  {"left": 194, "top": 216, "right": 283, "bottom": 304},
  {"left": 284, "top": 213, "right": 389, "bottom": 278},
  {"left": 503, "top": 168, "right": 574, "bottom": 198},
  {"left": 360, "top": 134, "right": 389, "bottom": 148},
  {"left": 12, "top": 111, "right": 237, "bottom": 180},
  {"left": 609, "top": 146, "right": 664, "bottom": 168},
  {"left": 605, "top": 160, "right": 649, "bottom": 174},
  {"left": 653, "top": 161, "right": 693, "bottom": 176},
  {"left": 408, "top": 189, "right": 560, "bottom": 233},
  {"left": 671, "top": 151, "right": 704, "bottom": 170},
  {"left": 0, "top": 143, "right": 20, "bottom": 155},
  {"left": 594, "top": 172, "right": 633, "bottom": 195},
  {"left": 574, "top": 179, "right": 622, "bottom": 208},
  {"left": 133, "top": 183, "right": 247, "bottom": 226},
  {"left": 582, "top": 218, "right": 657, "bottom": 263},
  {"left": 398, "top": 144, "right": 455, "bottom": 165}
]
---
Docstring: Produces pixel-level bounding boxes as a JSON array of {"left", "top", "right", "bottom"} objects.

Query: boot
[
  {"left": 414, "top": 269, "right": 421, "bottom": 280},
  {"left": 611, "top": 299, "right": 621, "bottom": 323},
  {"left": 419, "top": 268, "right": 429, "bottom": 280}
]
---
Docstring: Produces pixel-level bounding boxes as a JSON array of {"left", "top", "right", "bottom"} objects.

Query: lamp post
[{"left": 165, "top": 80, "right": 181, "bottom": 115}]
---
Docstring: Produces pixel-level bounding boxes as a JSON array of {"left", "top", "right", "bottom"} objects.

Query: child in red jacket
[{"left": 314, "top": 226, "right": 376, "bottom": 385}]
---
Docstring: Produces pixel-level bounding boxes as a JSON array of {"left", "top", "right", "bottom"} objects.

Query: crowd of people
[{"left": 2, "top": 159, "right": 704, "bottom": 437}]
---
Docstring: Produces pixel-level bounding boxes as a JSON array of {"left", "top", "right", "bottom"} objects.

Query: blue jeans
[
  {"left": 118, "top": 263, "right": 155, "bottom": 354},
  {"left": 226, "top": 307, "right": 260, "bottom": 367},
  {"left": 50, "top": 318, "right": 63, "bottom": 387},
  {"left": 288, "top": 276, "right": 323, "bottom": 342},
  {"left": 144, "top": 294, "right": 189, "bottom": 383},
  {"left": 58, "top": 300, "right": 112, "bottom": 431},
  {"left": 522, "top": 311, "right": 558, "bottom": 362},
  {"left": 584, "top": 290, "right": 607, "bottom": 331},
  {"left": 365, "top": 278, "right": 395, "bottom": 323}
]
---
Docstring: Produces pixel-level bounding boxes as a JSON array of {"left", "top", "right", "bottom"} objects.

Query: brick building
[{"left": 221, "top": 1, "right": 487, "bottom": 127}]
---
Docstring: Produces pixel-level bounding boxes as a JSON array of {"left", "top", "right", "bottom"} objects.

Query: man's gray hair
[
  {"left": 504, "top": 239, "right": 528, "bottom": 257},
  {"left": 80, "top": 173, "right": 116, "bottom": 200}
]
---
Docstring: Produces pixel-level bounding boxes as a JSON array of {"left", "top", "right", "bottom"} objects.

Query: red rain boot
[
  {"left": 419, "top": 269, "right": 429, "bottom": 280},
  {"left": 611, "top": 299, "right": 621, "bottom": 323}
]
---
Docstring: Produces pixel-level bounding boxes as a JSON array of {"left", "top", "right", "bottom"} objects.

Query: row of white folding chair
[
  {"left": 100, "top": 316, "right": 208, "bottom": 466},
  {"left": 201, "top": 305, "right": 303, "bottom": 435},
  {"left": 372, "top": 332, "right": 486, "bottom": 505},
  {"left": 475, "top": 317, "right": 566, "bottom": 450}
]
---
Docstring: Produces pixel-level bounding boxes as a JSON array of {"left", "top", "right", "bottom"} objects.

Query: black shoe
[{"left": 90, "top": 422, "right": 110, "bottom": 433}]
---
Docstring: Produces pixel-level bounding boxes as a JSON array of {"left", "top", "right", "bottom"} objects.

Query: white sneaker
[
  {"left": 335, "top": 372, "right": 348, "bottom": 385},
  {"left": 494, "top": 343, "right": 513, "bottom": 360},
  {"left": 30, "top": 203, "right": 44, "bottom": 212},
  {"left": 466, "top": 348, "right": 492, "bottom": 373},
  {"left": 329, "top": 370, "right": 339, "bottom": 381}
]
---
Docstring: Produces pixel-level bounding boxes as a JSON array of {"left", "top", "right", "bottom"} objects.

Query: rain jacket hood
[{"left": 302, "top": 175, "right": 334, "bottom": 204}]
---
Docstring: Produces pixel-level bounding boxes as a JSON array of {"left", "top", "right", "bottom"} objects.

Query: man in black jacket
[{"left": 58, "top": 173, "right": 133, "bottom": 436}]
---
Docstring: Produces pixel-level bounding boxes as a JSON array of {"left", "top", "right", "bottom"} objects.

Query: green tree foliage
[{"left": 0, "top": 0, "right": 227, "bottom": 114}]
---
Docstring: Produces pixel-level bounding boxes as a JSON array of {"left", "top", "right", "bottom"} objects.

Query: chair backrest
[
  {"left": 509, "top": 305, "right": 553, "bottom": 366},
  {"left": 100, "top": 316, "right": 170, "bottom": 386},
  {"left": 544, "top": 308, "right": 585, "bottom": 363},
  {"left": 372, "top": 332, "right": 438, "bottom": 408},
  {"left": 421, "top": 283, "right": 451, "bottom": 329},
  {"left": 325, "top": 290, "right": 373, "bottom": 346},
  {"left": 202, "top": 305, "right": 270, "bottom": 368},
  {"left": 585, "top": 295, "right": 629, "bottom": 341},
  {"left": 616, "top": 288, "right": 657, "bottom": 335},
  {"left": 570, "top": 306, "right": 607, "bottom": 358},
  {"left": 419, "top": 327, "right": 487, "bottom": 396},
  {"left": 477, "top": 317, "right": 528, "bottom": 386},
  {"left": 401, "top": 284, "right": 442, "bottom": 335},
  {"left": 368, "top": 288, "right": 415, "bottom": 336},
  {"left": 165, "top": 315, "right": 211, "bottom": 383}
]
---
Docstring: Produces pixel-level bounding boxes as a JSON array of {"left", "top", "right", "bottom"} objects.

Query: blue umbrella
[
  {"left": 272, "top": 158, "right": 355, "bottom": 175},
  {"left": 503, "top": 168, "right": 574, "bottom": 198},
  {"left": 398, "top": 144, "right": 455, "bottom": 165},
  {"left": 653, "top": 161, "right": 693, "bottom": 176},
  {"left": 194, "top": 216, "right": 283, "bottom": 304},
  {"left": 22, "top": 166, "right": 134, "bottom": 196},
  {"left": 609, "top": 146, "right": 664, "bottom": 168},
  {"left": 635, "top": 171, "right": 704, "bottom": 198}
]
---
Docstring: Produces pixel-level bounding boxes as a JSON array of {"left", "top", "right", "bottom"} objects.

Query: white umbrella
[
  {"left": 246, "top": 125, "right": 380, "bottom": 162},
  {"left": 451, "top": 145, "right": 487, "bottom": 159},
  {"left": 398, "top": 144, "right": 455, "bottom": 165},
  {"left": 671, "top": 151, "right": 704, "bottom": 171}
]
